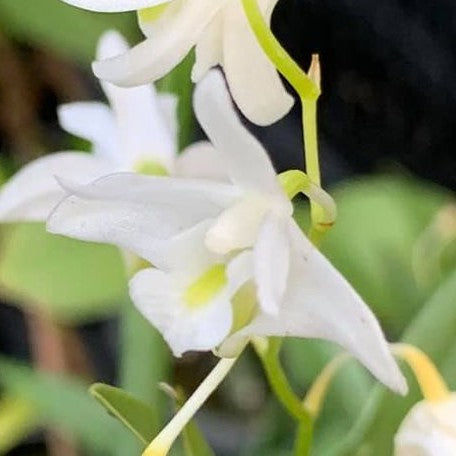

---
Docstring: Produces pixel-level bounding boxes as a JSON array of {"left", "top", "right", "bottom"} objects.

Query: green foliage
[
  {"left": 90, "top": 383, "right": 157, "bottom": 444},
  {"left": 0, "top": 396, "right": 39, "bottom": 455},
  {"left": 181, "top": 418, "right": 216, "bottom": 456},
  {"left": 0, "top": 223, "right": 127, "bottom": 324},
  {"left": 0, "top": 0, "right": 138, "bottom": 64},
  {"left": 157, "top": 50, "right": 195, "bottom": 151},
  {"left": 117, "top": 302, "right": 170, "bottom": 455},
  {"left": 90, "top": 382, "right": 215, "bottom": 456},
  {"left": 0, "top": 356, "right": 122, "bottom": 455}
]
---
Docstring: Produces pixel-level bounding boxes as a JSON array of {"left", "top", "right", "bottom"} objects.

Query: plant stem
[
  {"left": 253, "top": 339, "right": 313, "bottom": 445},
  {"left": 241, "top": 0, "right": 327, "bottom": 243}
]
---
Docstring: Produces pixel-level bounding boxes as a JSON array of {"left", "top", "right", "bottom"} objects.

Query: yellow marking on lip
[
  {"left": 184, "top": 264, "right": 227, "bottom": 309},
  {"left": 138, "top": 3, "right": 168, "bottom": 23}
]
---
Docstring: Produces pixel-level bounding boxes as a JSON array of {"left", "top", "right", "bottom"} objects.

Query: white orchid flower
[
  {"left": 130, "top": 220, "right": 252, "bottom": 356},
  {"left": 392, "top": 344, "right": 456, "bottom": 455},
  {"left": 48, "top": 69, "right": 406, "bottom": 395},
  {"left": 395, "top": 395, "right": 456, "bottom": 455},
  {"left": 65, "top": 0, "right": 295, "bottom": 126},
  {"left": 0, "top": 30, "right": 222, "bottom": 223}
]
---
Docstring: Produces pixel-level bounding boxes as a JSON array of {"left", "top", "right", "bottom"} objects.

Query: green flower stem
[
  {"left": 294, "top": 420, "right": 314, "bottom": 456},
  {"left": 241, "top": 0, "right": 326, "bottom": 244},
  {"left": 278, "top": 170, "right": 337, "bottom": 228},
  {"left": 240, "top": 0, "right": 319, "bottom": 100},
  {"left": 253, "top": 339, "right": 313, "bottom": 443}
]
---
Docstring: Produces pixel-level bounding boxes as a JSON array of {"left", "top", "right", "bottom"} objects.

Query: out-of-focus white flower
[
  {"left": 48, "top": 69, "right": 406, "bottom": 395},
  {"left": 395, "top": 394, "right": 456, "bottom": 455},
  {"left": 0, "top": 30, "right": 222, "bottom": 222},
  {"left": 82, "top": 0, "right": 294, "bottom": 126},
  {"left": 393, "top": 344, "right": 455, "bottom": 456}
]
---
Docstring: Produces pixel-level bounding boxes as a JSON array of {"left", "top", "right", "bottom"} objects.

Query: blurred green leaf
[
  {"left": 0, "top": 0, "right": 138, "bottom": 64},
  {"left": 172, "top": 387, "right": 215, "bottom": 456},
  {"left": 282, "top": 339, "right": 372, "bottom": 455},
  {"left": 181, "top": 417, "right": 215, "bottom": 456},
  {"left": 0, "top": 356, "right": 121, "bottom": 455},
  {"left": 0, "top": 396, "right": 39, "bottom": 455},
  {"left": 157, "top": 50, "right": 195, "bottom": 151},
  {"left": 0, "top": 223, "right": 127, "bottom": 324},
  {"left": 322, "top": 175, "right": 451, "bottom": 335},
  {"left": 118, "top": 301, "right": 170, "bottom": 454},
  {"left": 90, "top": 383, "right": 157, "bottom": 444}
]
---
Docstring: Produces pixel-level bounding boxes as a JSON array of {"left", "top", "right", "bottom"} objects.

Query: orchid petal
[
  {"left": 176, "top": 141, "right": 229, "bottom": 181},
  {"left": 221, "top": 1, "right": 294, "bottom": 125},
  {"left": 191, "top": 15, "right": 223, "bottom": 82},
  {"left": 0, "top": 152, "right": 113, "bottom": 222},
  {"left": 130, "top": 268, "right": 232, "bottom": 357},
  {"left": 57, "top": 102, "right": 119, "bottom": 162},
  {"left": 96, "top": 31, "right": 176, "bottom": 169},
  {"left": 60, "top": 0, "right": 170, "bottom": 13},
  {"left": 47, "top": 173, "right": 238, "bottom": 263},
  {"left": 231, "top": 220, "right": 407, "bottom": 394},
  {"left": 194, "top": 70, "right": 285, "bottom": 196},
  {"left": 93, "top": 0, "right": 223, "bottom": 87},
  {"left": 205, "top": 194, "right": 269, "bottom": 254},
  {"left": 150, "top": 220, "right": 222, "bottom": 273},
  {"left": 254, "top": 214, "right": 290, "bottom": 314}
]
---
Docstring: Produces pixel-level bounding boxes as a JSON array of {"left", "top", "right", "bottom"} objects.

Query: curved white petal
[
  {"left": 226, "top": 249, "right": 254, "bottom": 294},
  {"left": 230, "top": 219, "right": 407, "bottom": 394},
  {"left": 0, "top": 152, "right": 113, "bottom": 222},
  {"left": 47, "top": 173, "right": 239, "bottom": 263},
  {"left": 221, "top": 1, "right": 294, "bottom": 126},
  {"left": 175, "top": 141, "right": 229, "bottom": 181},
  {"left": 57, "top": 102, "right": 119, "bottom": 162},
  {"left": 194, "top": 70, "right": 285, "bottom": 196},
  {"left": 205, "top": 194, "right": 270, "bottom": 254},
  {"left": 150, "top": 219, "right": 222, "bottom": 273},
  {"left": 254, "top": 214, "right": 289, "bottom": 314},
  {"left": 95, "top": 31, "right": 177, "bottom": 169},
  {"left": 97, "top": 29, "right": 130, "bottom": 60},
  {"left": 395, "top": 395, "right": 456, "bottom": 455},
  {"left": 60, "top": 0, "right": 170, "bottom": 13},
  {"left": 93, "top": 0, "right": 223, "bottom": 87},
  {"left": 130, "top": 267, "right": 232, "bottom": 356},
  {"left": 191, "top": 15, "right": 223, "bottom": 82}
]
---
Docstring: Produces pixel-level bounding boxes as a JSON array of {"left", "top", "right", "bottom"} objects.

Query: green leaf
[
  {"left": 0, "top": 356, "right": 121, "bottom": 455},
  {"left": 172, "top": 388, "right": 214, "bottom": 456},
  {"left": 118, "top": 301, "right": 170, "bottom": 454},
  {"left": 0, "top": 396, "right": 39, "bottom": 455},
  {"left": 157, "top": 50, "right": 195, "bottom": 151},
  {"left": 90, "top": 383, "right": 158, "bottom": 444},
  {"left": 181, "top": 419, "right": 215, "bottom": 456},
  {"left": 0, "top": 223, "right": 127, "bottom": 324},
  {"left": 0, "top": 0, "right": 138, "bottom": 64}
]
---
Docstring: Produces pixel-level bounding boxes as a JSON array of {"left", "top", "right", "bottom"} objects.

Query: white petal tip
[
  {"left": 242, "top": 93, "right": 295, "bottom": 127},
  {"left": 393, "top": 373, "right": 409, "bottom": 396},
  {"left": 61, "top": 0, "right": 170, "bottom": 13}
]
